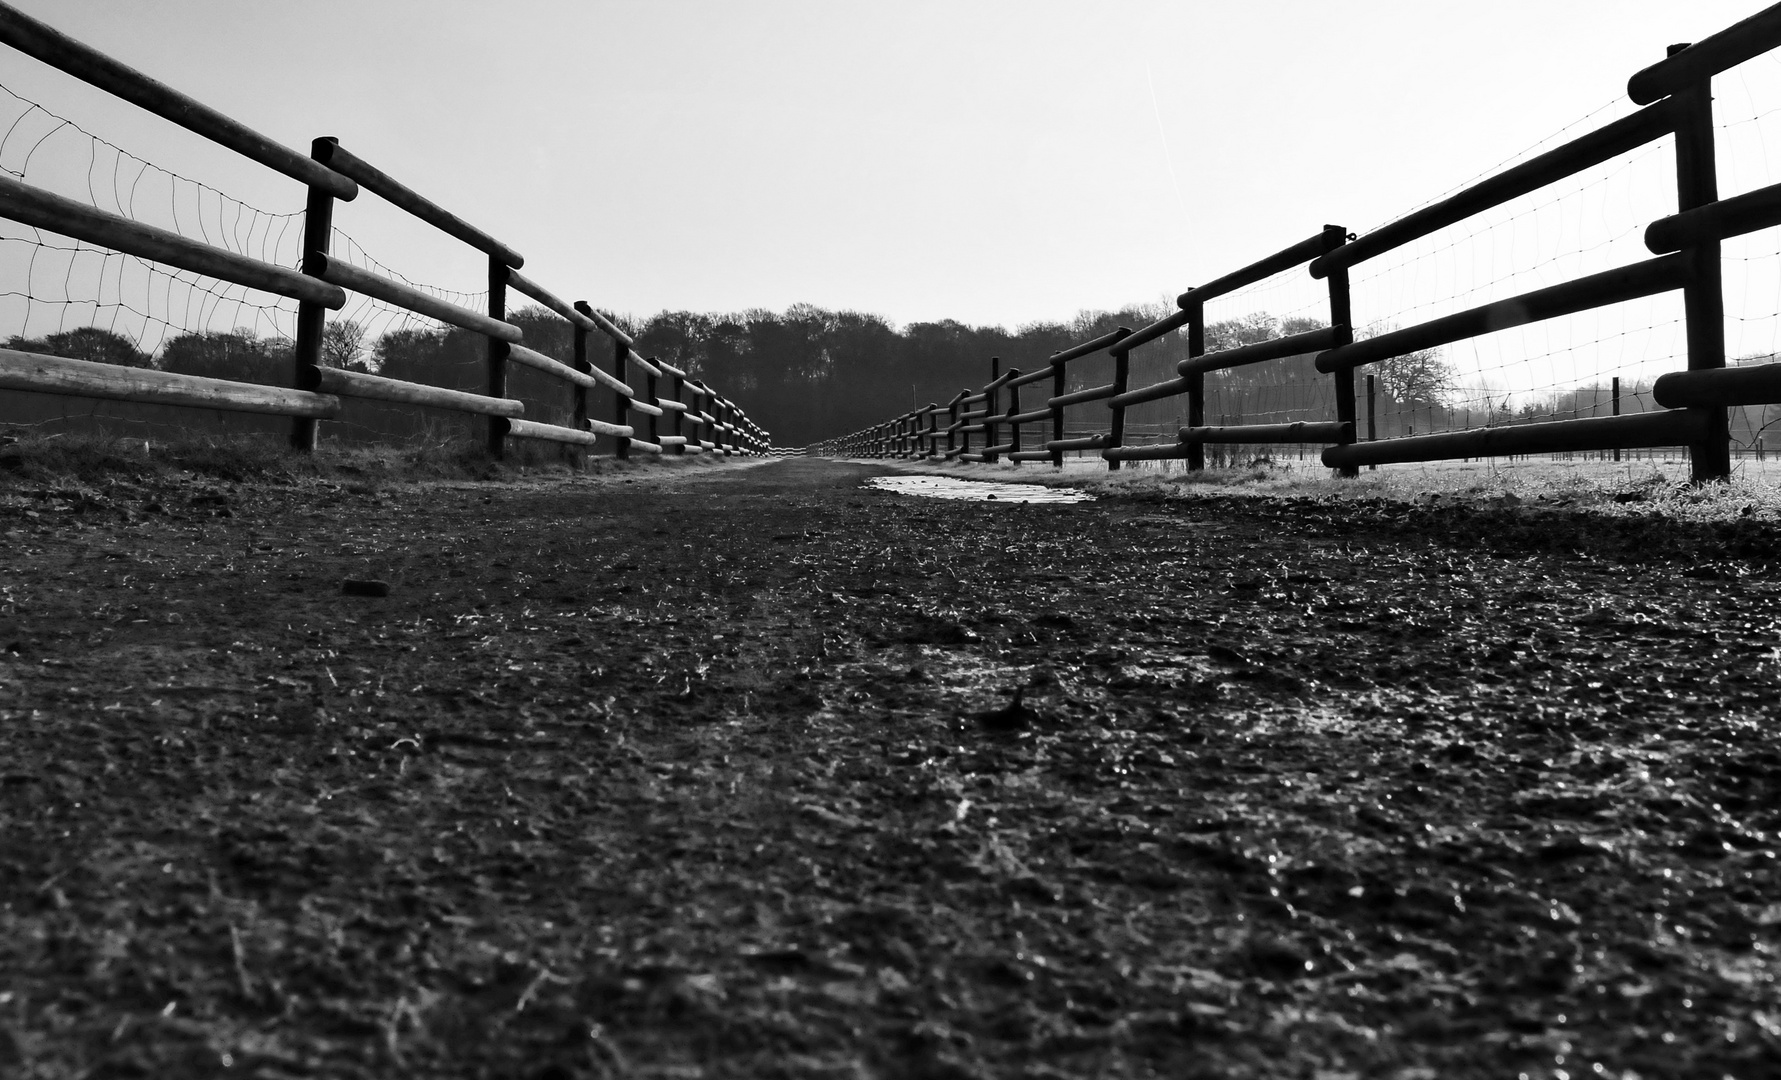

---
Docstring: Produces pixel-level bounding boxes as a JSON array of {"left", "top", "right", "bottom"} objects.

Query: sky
[{"left": 1, "top": 0, "right": 1772, "bottom": 334}]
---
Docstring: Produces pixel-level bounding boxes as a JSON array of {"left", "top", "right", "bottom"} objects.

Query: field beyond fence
[{"left": 816, "top": 6, "right": 1781, "bottom": 487}]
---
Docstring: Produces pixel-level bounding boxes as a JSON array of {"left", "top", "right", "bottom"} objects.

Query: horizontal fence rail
[
  {"left": 0, "top": 4, "right": 358, "bottom": 200},
  {"left": 313, "top": 140, "right": 522, "bottom": 268},
  {"left": 813, "top": 6, "right": 1781, "bottom": 483},
  {"left": 306, "top": 254, "right": 522, "bottom": 343},
  {"left": 0, "top": 1, "right": 770, "bottom": 459},
  {"left": 1314, "top": 257, "right": 1688, "bottom": 373},
  {"left": 0, "top": 175, "right": 346, "bottom": 308},
  {"left": 2, "top": 347, "right": 340, "bottom": 419},
  {"left": 298, "top": 365, "right": 524, "bottom": 418}
]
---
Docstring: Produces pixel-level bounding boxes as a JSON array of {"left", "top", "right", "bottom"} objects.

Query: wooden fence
[
  {"left": 0, "top": 3, "right": 768, "bottom": 459},
  {"left": 813, "top": 5, "right": 1781, "bottom": 484}
]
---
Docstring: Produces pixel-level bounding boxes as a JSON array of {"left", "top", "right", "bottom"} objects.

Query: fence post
[
  {"left": 984, "top": 357, "right": 1000, "bottom": 463},
  {"left": 610, "top": 338, "right": 631, "bottom": 459},
  {"left": 947, "top": 390, "right": 966, "bottom": 458},
  {"left": 1612, "top": 375, "right": 1622, "bottom": 462},
  {"left": 571, "top": 315, "right": 589, "bottom": 429},
  {"left": 1049, "top": 359, "right": 1066, "bottom": 468},
  {"left": 1317, "top": 225, "right": 1358, "bottom": 478},
  {"left": 572, "top": 302, "right": 600, "bottom": 450},
  {"left": 691, "top": 383, "right": 705, "bottom": 450},
  {"left": 1106, "top": 346, "right": 1131, "bottom": 471},
  {"left": 486, "top": 257, "right": 508, "bottom": 459},
  {"left": 644, "top": 357, "right": 660, "bottom": 448},
  {"left": 291, "top": 136, "right": 338, "bottom": 453},
  {"left": 1669, "top": 44, "right": 1730, "bottom": 481},
  {"left": 684, "top": 381, "right": 701, "bottom": 451},
  {"left": 1326, "top": 306, "right": 1358, "bottom": 477},
  {"left": 1005, "top": 379, "right": 1022, "bottom": 465},
  {"left": 1183, "top": 299, "right": 1205, "bottom": 472},
  {"left": 668, "top": 367, "right": 686, "bottom": 455}
]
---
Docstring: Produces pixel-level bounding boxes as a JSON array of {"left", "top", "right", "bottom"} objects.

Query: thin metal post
[
  {"left": 486, "top": 256, "right": 508, "bottom": 459},
  {"left": 291, "top": 136, "right": 337, "bottom": 452},
  {"left": 1612, "top": 376, "right": 1622, "bottom": 462},
  {"left": 1366, "top": 372, "right": 1378, "bottom": 471}
]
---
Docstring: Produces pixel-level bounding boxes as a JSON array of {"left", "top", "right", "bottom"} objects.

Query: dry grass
[
  {"left": 0, "top": 429, "right": 744, "bottom": 489},
  {"left": 857, "top": 451, "right": 1781, "bottom": 523}
]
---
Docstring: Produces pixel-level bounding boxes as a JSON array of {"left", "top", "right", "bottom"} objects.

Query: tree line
[
  {"left": 1, "top": 305, "right": 1462, "bottom": 446},
  {"left": 28, "top": 303, "right": 1761, "bottom": 451}
]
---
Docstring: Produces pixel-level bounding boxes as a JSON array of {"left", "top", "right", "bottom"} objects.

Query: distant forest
[{"left": 7, "top": 303, "right": 1773, "bottom": 449}]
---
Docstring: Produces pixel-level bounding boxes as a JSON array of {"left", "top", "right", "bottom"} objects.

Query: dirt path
[{"left": 3, "top": 455, "right": 1780, "bottom": 1079}]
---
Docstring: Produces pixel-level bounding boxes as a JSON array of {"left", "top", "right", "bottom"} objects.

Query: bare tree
[
  {"left": 320, "top": 318, "right": 369, "bottom": 371},
  {"left": 1360, "top": 324, "right": 1455, "bottom": 408},
  {"left": 1378, "top": 346, "right": 1456, "bottom": 407}
]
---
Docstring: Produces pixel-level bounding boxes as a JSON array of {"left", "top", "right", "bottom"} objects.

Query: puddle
[{"left": 865, "top": 475, "right": 1093, "bottom": 503}]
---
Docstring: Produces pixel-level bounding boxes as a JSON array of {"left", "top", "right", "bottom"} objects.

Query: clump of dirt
[{"left": 2, "top": 454, "right": 1778, "bottom": 1079}]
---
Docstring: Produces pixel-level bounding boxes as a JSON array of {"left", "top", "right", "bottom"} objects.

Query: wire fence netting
[
  {"left": 0, "top": 75, "right": 599, "bottom": 447},
  {"left": 8, "top": 39, "right": 1781, "bottom": 462},
  {"left": 1010, "top": 52, "right": 1781, "bottom": 472}
]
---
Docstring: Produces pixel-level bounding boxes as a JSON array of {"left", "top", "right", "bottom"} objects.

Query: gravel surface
[{"left": 3, "top": 454, "right": 1779, "bottom": 1079}]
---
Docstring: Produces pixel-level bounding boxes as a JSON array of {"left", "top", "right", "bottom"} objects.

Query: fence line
[
  {"left": 0, "top": 2, "right": 769, "bottom": 459},
  {"left": 813, "top": 7, "right": 1781, "bottom": 484}
]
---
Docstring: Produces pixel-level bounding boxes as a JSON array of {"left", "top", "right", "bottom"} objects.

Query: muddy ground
[{"left": 2, "top": 453, "right": 1780, "bottom": 1080}]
